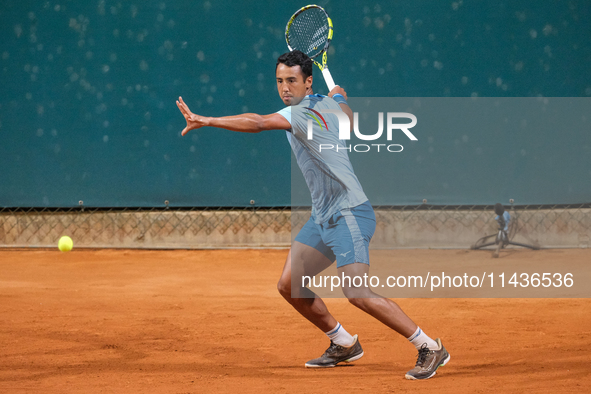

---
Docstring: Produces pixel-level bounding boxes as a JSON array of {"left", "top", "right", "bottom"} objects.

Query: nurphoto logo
[{"left": 306, "top": 111, "right": 418, "bottom": 153}]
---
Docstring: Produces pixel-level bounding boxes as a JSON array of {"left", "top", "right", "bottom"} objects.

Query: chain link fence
[
  {"left": 369, "top": 204, "right": 591, "bottom": 249},
  {"left": 1, "top": 204, "right": 590, "bottom": 249}
]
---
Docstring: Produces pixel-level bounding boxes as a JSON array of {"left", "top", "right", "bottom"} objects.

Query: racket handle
[{"left": 321, "top": 67, "right": 336, "bottom": 91}]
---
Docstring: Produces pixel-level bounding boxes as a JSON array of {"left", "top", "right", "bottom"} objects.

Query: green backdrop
[{"left": 1, "top": 1, "right": 590, "bottom": 207}]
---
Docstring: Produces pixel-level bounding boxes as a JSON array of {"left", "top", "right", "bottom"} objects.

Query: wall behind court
[{"left": 1, "top": 1, "right": 590, "bottom": 208}]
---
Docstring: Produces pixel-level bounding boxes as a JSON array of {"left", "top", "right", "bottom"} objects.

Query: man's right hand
[{"left": 176, "top": 96, "right": 208, "bottom": 136}]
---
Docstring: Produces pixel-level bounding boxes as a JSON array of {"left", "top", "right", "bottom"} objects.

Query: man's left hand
[{"left": 328, "top": 85, "right": 348, "bottom": 100}]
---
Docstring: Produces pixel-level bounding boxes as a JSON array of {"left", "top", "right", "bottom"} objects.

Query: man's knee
[
  {"left": 277, "top": 276, "right": 291, "bottom": 298},
  {"left": 346, "top": 297, "right": 366, "bottom": 309},
  {"left": 342, "top": 285, "right": 373, "bottom": 306},
  {"left": 278, "top": 275, "right": 314, "bottom": 299}
]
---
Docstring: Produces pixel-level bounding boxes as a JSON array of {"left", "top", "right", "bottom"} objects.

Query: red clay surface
[{"left": 1, "top": 249, "right": 590, "bottom": 393}]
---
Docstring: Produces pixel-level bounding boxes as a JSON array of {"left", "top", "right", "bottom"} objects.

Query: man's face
[{"left": 276, "top": 63, "right": 312, "bottom": 106}]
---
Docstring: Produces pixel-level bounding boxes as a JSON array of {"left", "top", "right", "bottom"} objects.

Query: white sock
[
  {"left": 407, "top": 327, "right": 439, "bottom": 351},
  {"left": 326, "top": 322, "right": 355, "bottom": 347}
]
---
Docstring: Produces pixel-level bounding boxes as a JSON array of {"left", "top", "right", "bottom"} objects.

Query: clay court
[{"left": 1, "top": 248, "right": 590, "bottom": 393}]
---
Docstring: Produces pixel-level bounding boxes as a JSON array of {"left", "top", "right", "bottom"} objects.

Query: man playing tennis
[{"left": 176, "top": 50, "right": 450, "bottom": 380}]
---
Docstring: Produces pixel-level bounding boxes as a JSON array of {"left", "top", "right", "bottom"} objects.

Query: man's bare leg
[
  {"left": 338, "top": 262, "right": 417, "bottom": 337},
  {"left": 278, "top": 242, "right": 366, "bottom": 368},
  {"left": 337, "top": 262, "right": 450, "bottom": 379},
  {"left": 276, "top": 241, "right": 336, "bottom": 332}
]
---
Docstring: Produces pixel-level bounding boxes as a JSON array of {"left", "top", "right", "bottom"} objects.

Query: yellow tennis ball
[{"left": 58, "top": 236, "right": 73, "bottom": 252}]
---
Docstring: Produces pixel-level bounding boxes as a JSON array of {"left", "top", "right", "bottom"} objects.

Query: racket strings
[{"left": 288, "top": 9, "right": 329, "bottom": 58}]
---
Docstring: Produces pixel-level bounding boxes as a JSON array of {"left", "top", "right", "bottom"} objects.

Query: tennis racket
[{"left": 285, "top": 5, "right": 335, "bottom": 91}]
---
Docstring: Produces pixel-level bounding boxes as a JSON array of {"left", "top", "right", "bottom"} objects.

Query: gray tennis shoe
[
  {"left": 305, "top": 334, "right": 364, "bottom": 368},
  {"left": 405, "top": 338, "right": 450, "bottom": 380}
]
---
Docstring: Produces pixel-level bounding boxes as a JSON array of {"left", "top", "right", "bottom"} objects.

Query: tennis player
[{"left": 176, "top": 50, "right": 450, "bottom": 380}]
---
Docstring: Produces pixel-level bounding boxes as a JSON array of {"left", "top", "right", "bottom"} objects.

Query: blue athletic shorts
[{"left": 294, "top": 200, "right": 376, "bottom": 268}]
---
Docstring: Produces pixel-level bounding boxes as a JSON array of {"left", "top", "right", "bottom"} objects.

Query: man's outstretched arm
[{"left": 176, "top": 96, "right": 291, "bottom": 136}]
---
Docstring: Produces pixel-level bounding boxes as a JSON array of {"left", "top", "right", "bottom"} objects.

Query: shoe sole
[
  {"left": 404, "top": 353, "right": 451, "bottom": 380},
  {"left": 304, "top": 351, "right": 364, "bottom": 368}
]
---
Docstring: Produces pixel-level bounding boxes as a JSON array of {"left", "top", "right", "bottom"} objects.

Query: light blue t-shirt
[
  {"left": 276, "top": 94, "right": 368, "bottom": 224},
  {"left": 495, "top": 211, "right": 511, "bottom": 232}
]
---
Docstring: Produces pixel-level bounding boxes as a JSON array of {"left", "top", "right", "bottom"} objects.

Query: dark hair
[
  {"left": 276, "top": 50, "right": 313, "bottom": 81},
  {"left": 494, "top": 203, "right": 505, "bottom": 216}
]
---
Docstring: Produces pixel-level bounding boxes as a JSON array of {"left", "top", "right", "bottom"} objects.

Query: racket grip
[{"left": 321, "top": 67, "right": 336, "bottom": 91}]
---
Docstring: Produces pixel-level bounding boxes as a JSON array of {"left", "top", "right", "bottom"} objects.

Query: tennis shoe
[
  {"left": 305, "top": 334, "right": 364, "bottom": 368},
  {"left": 405, "top": 338, "right": 450, "bottom": 380}
]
